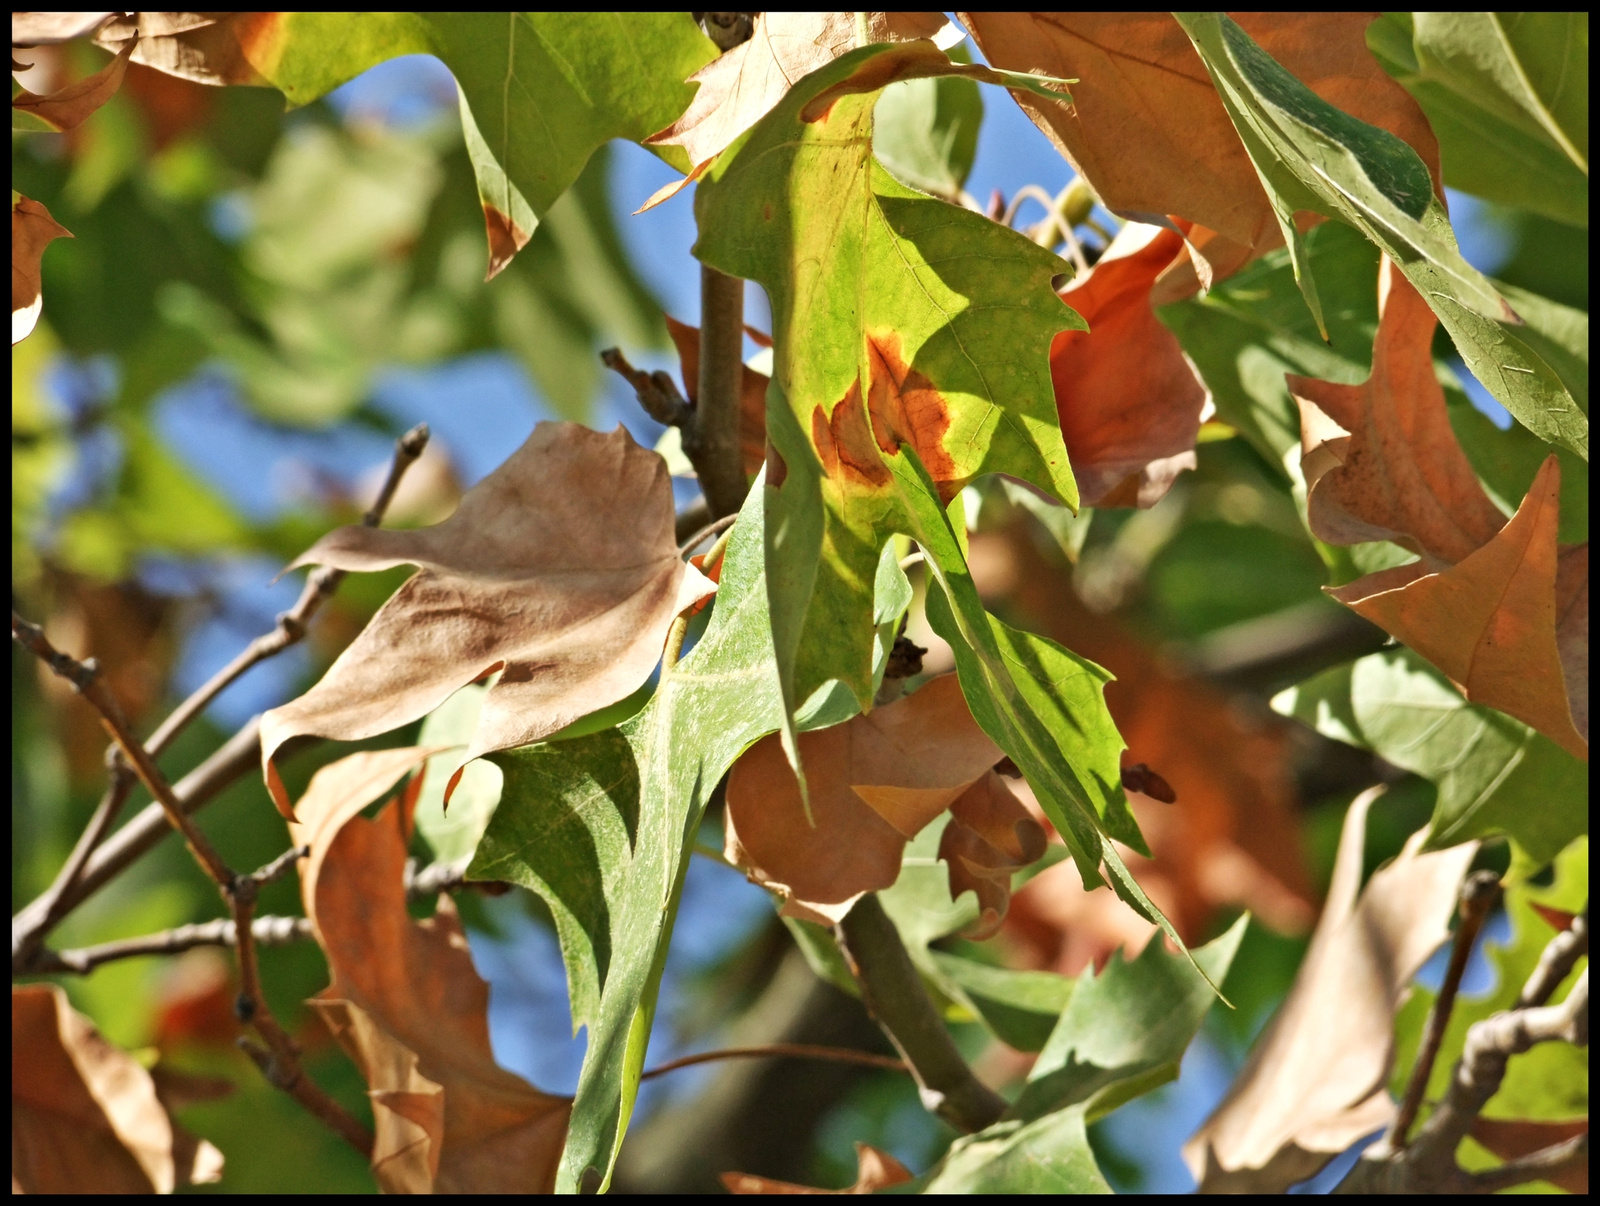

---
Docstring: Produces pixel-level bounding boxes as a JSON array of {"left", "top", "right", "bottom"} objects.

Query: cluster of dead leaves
[
  {"left": 259, "top": 422, "right": 715, "bottom": 816},
  {"left": 288, "top": 747, "right": 571, "bottom": 1193},
  {"left": 1292, "top": 260, "right": 1587, "bottom": 759},
  {"left": 725, "top": 674, "right": 1045, "bottom": 937}
]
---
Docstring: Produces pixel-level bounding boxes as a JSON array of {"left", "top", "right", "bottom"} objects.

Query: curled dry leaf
[
  {"left": 724, "top": 674, "right": 1042, "bottom": 930},
  {"left": 960, "top": 12, "right": 1440, "bottom": 292},
  {"left": 664, "top": 315, "right": 771, "bottom": 477},
  {"left": 11, "top": 35, "right": 134, "bottom": 131},
  {"left": 289, "top": 749, "right": 570, "bottom": 1193},
  {"left": 12, "top": 12, "right": 117, "bottom": 44},
  {"left": 12, "top": 984, "right": 224, "bottom": 1193},
  {"left": 260, "top": 422, "right": 715, "bottom": 816},
  {"left": 971, "top": 526, "right": 1313, "bottom": 974},
  {"left": 93, "top": 12, "right": 275, "bottom": 87},
  {"left": 1293, "top": 262, "right": 1587, "bottom": 758},
  {"left": 1051, "top": 222, "right": 1209, "bottom": 508},
  {"left": 722, "top": 1141, "right": 914, "bottom": 1194},
  {"left": 12, "top": 193, "right": 72, "bottom": 345},
  {"left": 1183, "top": 787, "right": 1478, "bottom": 1193},
  {"left": 641, "top": 11, "right": 951, "bottom": 209}
]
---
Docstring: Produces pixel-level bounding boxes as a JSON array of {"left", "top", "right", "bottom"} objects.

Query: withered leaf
[
  {"left": 12, "top": 984, "right": 224, "bottom": 1193},
  {"left": 724, "top": 674, "right": 1041, "bottom": 931},
  {"left": 961, "top": 12, "right": 1440, "bottom": 286},
  {"left": 260, "top": 422, "right": 715, "bottom": 816},
  {"left": 1183, "top": 787, "right": 1477, "bottom": 1192},
  {"left": 1293, "top": 262, "right": 1586, "bottom": 758},
  {"left": 12, "top": 12, "right": 117, "bottom": 45},
  {"left": 289, "top": 749, "right": 570, "bottom": 1193},
  {"left": 11, "top": 35, "right": 134, "bottom": 131},
  {"left": 663, "top": 315, "right": 770, "bottom": 477},
  {"left": 12, "top": 193, "right": 72, "bottom": 346},
  {"left": 642, "top": 11, "right": 951, "bottom": 209},
  {"left": 722, "top": 1141, "right": 914, "bottom": 1194},
  {"left": 1052, "top": 222, "right": 1208, "bottom": 508},
  {"left": 1469, "top": 1117, "right": 1588, "bottom": 1194},
  {"left": 93, "top": 12, "right": 275, "bottom": 87}
]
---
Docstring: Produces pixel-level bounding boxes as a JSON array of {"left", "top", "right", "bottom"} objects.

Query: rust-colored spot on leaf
[
  {"left": 812, "top": 383, "right": 891, "bottom": 488},
  {"left": 482, "top": 203, "right": 531, "bottom": 281},
  {"left": 863, "top": 331, "right": 959, "bottom": 496}
]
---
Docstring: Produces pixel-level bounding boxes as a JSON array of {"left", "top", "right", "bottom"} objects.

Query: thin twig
[
  {"left": 32, "top": 915, "right": 315, "bottom": 974},
  {"left": 143, "top": 422, "right": 429, "bottom": 755},
  {"left": 601, "top": 347, "right": 693, "bottom": 427},
  {"left": 679, "top": 512, "right": 738, "bottom": 557},
  {"left": 690, "top": 264, "right": 749, "bottom": 519},
  {"left": 835, "top": 894, "right": 1007, "bottom": 1134},
  {"left": 1518, "top": 907, "right": 1587, "bottom": 1009},
  {"left": 640, "top": 1043, "right": 908, "bottom": 1081},
  {"left": 1461, "top": 1132, "right": 1588, "bottom": 1193},
  {"left": 1390, "top": 870, "right": 1500, "bottom": 1149}
]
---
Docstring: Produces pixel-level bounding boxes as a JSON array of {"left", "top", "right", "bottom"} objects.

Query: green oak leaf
[
  {"left": 246, "top": 12, "right": 715, "bottom": 272},
  {"left": 1391, "top": 837, "right": 1587, "bottom": 1157},
  {"left": 1273, "top": 649, "right": 1588, "bottom": 864},
  {"left": 468, "top": 482, "right": 784, "bottom": 1193},
  {"left": 1367, "top": 13, "right": 1588, "bottom": 228},
  {"left": 693, "top": 41, "right": 1084, "bottom": 739},
  {"left": 1175, "top": 12, "right": 1587, "bottom": 462},
  {"left": 872, "top": 58, "right": 983, "bottom": 202},
  {"left": 923, "top": 918, "right": 1246, "bottom": 1192}
]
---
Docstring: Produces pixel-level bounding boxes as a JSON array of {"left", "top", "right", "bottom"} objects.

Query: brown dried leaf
[
  {"left": 1469, "top": 1117, "right": 1588, "bottom": 1194},
  {"left": 12, "top": 12, "right": 117, "bottom": 45},
  {"left": 960, "top": 12, "right": 1440, "bottom": 284},
  {"left": 1183, "top": 787, "right": 1477, "bottom": 1193},
  {"left": 12, "top": 34, "right": 133, "bottom": 131},
  {"left": 12, "top": 193, "right": 71, "bottom": 345},
  {"left": 1331, "top": 456, "right": 1587, "bottom": 758},
  {"left": 722, "top": 1141, "right": 914, "bottom": 1194},
  {"left": 260, "top": 423, "right": 714, "bottom": 816},
  {"left": 289, "top": 752, "right": 570, "bottom": 1193},
  {"left": 725, "top": 674, "right": 1024, "bottom": 925},
  {"left": 973, "top": 527, "right": 1313, "bottom": 974},
  {"left": 664, "top": 315, "right": 770, "bottom": 477},
  {"left": 1051, "top": 222, "right": 1208, "bottom": 508},
  {"left": 12, "top": 984, "right": 224, "bottom": 1193},
  {"left": 1292, "top": 261, "right": 1508, "bottom": 567},
  {"left": 641, "top": 11, "right": 950, "bottom": 209},
  {"left": 939, "top": 771, "right": 1048, "bottom": 939},
  {"left": 93, "top": 13, "right": 276, "bottom": 87}
]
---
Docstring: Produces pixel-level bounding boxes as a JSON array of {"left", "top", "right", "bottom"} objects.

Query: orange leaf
[
  {"left": 289, "top": 752, "right": 570, "bottom": 1193},
  {"left": 722, "top": 1141, "right": 913, "bottom": 1194},
  {"left": 1051, "top": 223, "right": 1208, "bottom": 507},
  {"left": 12, "top": 194, "right": 72, "bottom": 345},
  {"left": 260, "top": 423, "right": 715, "bottom": 816},
  {"left": 725, "top": 675, "right": 1034, "bottom": 926},
  {"left": 1183, "top": 789, "right": 1477, "bottom": 1192},
  {"left": 11, "top": 35, "right": 134, "bottom": 132},
  {"left": 960, "top": 13, "right": 1440, "bottom": 287},
  {"left": 1331, "top": 456, "right": 1587, "bottom": 758},
  {"left": 939, "top": 771, "right": 1048, "bottom": 939},
  {"left": 12, "top": 984, "right": 224, "bottom": 1193},
  {"left": 1291, "top": 260, "right": 1507, "bottom": 567},
  {"left": 641, "top": 12, "right": 951, "bottom": 210},
  {"left": 664, "top": 315, "right": 770, "bottom": 476}
]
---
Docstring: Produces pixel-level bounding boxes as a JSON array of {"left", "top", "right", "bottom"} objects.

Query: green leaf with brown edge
[
  {"left": 222, "top": 12, "right": 715, "bottom": 276},
  {"left": 467, "top": 480, "right": 785, "bottom": 1193},
  {"left": 1175, "top": 12, "right": 1588, "bottom": 462},
  {"left": 693, "top": 41, "right": 1084, "bottom": 751},
  {"left": 1273, "top": 648, "right": 1588, "bottom": 864}
]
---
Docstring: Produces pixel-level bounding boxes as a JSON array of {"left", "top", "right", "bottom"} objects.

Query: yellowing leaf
[
  {"left": 11, "top": 985, "right": 223, "bottom": 1193},
  {"left": 1052, "top": 223, "right": 1208, "bottom": 508},
  {"left": 289, "top": 752, "right": 570, "bottom": 1193},
  {"left": 725, "top": 674, "right": 1042, "bottom": 930},
  {"left": 1183, "top": 788, "right": 1476, "bottom": 1193},
  {"left": 642, "top": 12, "right": 951, "bottom": 209},
  {"left": 259, "top": 423, "right": 714, "bottom": 815},
  {"left": 11, "top": 194, "right": 72, "bottom": 346}
]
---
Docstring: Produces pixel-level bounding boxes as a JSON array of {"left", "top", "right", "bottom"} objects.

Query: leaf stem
[{"left": 835, "top": 893, "right": 1007, "bottom": 1134}]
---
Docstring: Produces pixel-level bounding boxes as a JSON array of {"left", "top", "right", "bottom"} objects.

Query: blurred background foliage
[{"left": 11, "top": 27, "right": 1587, "bottom": 1195}]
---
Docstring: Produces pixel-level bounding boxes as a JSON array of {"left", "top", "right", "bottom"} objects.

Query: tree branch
[
  {"left": 1461, "top": 1132, "right": 1588, "bottom": 1193},
  {"left": 1518, "top": 907, "right": 1587, "bottom": 1009},
  {"left": 689, "top": 263, "right": 748, "bottom": 519},
  {"left": 640, "top": 1043, "right": 907, "bottom": 1081},
  {"left": 834, "top": 893, "right": 1007, "bottom": 1134},
  {"left": 1389, "top": 870, "right": 1500, "bottom": 1149},
  {"left": 32, "top": 914, "right": 315, "bottom": 974}
]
